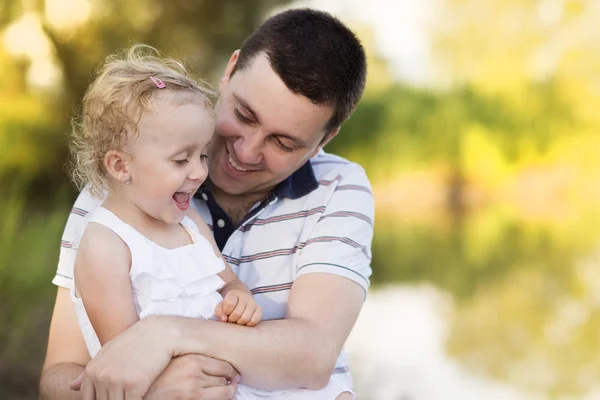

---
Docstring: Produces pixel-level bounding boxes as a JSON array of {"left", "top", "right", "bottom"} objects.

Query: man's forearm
[
  {"left": 173, "top": 317, "right": 334, "bottom": 391},
  {"left": 40, "top": 362, "right": 83, "bottom": 400},
  {"left": 168, "top": 275, "right": 365, "bottom": 391}
]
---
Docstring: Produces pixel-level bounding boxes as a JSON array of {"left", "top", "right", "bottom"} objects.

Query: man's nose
[{"left": 233, "top": 131, "right": 263, "bottom": 165}]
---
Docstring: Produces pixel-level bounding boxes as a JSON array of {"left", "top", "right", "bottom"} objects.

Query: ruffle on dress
[{"left": 130, "top": 232, "right": 226, "bottom": 320}]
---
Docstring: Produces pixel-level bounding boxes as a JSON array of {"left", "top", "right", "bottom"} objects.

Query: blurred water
[
  {"left": 347, "top": 285, "right": 541, "bottom": 400},
  {"left": 345, "top": 206, "right": 600, "bottom": 400}
]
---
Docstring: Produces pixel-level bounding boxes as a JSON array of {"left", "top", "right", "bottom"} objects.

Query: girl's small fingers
[
  {"left": 222, "top": 293, "right": 239, "bottom": 315},
  {"left": 236, "top": 305, "right": 256, "bottom": 326},
  {"left": 214, "top": 301, "right": 227, "bottom": 321},
  {"left": 248, "top": 308, "right": 262, "bottom": 327},
  {"left": 228, "top": 302, "right": 247, "bottom": 323}
]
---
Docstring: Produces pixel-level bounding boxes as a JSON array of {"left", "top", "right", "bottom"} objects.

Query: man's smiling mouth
[{"left": 227, "top": 150, "right": 250, "bottom": 172}]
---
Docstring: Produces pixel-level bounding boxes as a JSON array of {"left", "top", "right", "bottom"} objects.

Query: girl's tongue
[{"left": 173, "top": 192, "right": 190, "bottom": 210}]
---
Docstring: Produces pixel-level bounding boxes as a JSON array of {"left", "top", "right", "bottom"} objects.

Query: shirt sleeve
[
  {"left": 295, "top": 164, "right": 375, "bottom": 296},
  {"left": 52, "top": 188, "right": 103, "bottom": 289}
]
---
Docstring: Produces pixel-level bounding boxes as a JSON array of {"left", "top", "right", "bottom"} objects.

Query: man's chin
[{"left": 210, "top": 173, "right": 247, "bottom": 195}]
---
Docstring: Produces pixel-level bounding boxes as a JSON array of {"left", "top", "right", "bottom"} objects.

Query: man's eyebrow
[{"left": 234, "top": 93, "right": 309, "bottom": 147}]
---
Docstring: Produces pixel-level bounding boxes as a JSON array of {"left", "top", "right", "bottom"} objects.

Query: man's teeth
[{"left": 228, "top": 154, "right": 249, "bottom": 172}]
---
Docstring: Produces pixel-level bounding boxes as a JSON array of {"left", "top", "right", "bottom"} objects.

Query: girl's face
[{"left": 125, "top": 93, "right": 215, "bottom": 225}]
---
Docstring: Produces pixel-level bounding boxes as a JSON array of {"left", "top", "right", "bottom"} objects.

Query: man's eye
[
  {"left": 274, "top": 137, "right": 294, "bottom": 153},
  {"left": 234, "top": 108, "right": 252, "bottom": 123}
]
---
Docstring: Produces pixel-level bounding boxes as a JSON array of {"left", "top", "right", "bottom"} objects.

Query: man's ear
[
  {"left": 310, "top": 127, "right": 340, "bottom": 158},
  {"left": 104, "top": 150, "right": 132, "bottom": 183},
  {"left": 219, "top": 50, "right": 240, "bottom": 93}
]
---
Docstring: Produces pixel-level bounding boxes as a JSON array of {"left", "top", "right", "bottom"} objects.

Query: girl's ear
[{"left": 104, "top": 150, "right": 132, "bottom": 183}]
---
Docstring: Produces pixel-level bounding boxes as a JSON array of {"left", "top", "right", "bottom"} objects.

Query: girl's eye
[
  {"left": 200, "top": 154, "right": 209, "bottom": 161},
  {"left": 234, "top": 108, "right": 252, "bottom": 123},
  {"left": 174, "top": 159, "right": 188, "bottom": 165}
]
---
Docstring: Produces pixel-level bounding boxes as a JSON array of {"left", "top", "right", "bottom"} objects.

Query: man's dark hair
[{"left": 232, "top": 8, "right": 367, "bottom": 134}]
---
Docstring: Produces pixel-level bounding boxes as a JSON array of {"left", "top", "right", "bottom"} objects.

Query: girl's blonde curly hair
[{"left": 69, "top": 44, "right": 214, "bottom": 199}]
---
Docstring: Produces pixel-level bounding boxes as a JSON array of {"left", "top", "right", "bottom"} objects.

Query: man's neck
[{"left": 210, "top": 185, "right": 273, "bottom": 227}]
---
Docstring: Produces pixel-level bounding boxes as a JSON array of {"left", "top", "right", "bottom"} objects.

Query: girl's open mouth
[{"left": 173, "top": 190, "right": 193, "bottom": 210}]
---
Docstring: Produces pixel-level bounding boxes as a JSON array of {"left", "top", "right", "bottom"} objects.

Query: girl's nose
[{"left": 189, "top": 158, "right": 208, "bottom": 182}]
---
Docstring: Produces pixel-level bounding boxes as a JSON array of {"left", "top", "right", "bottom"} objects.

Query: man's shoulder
[
  {"left": 62, "top": 187, "right": 104, "bottom": 240},
  {"left": 309, "top": 150, "right": 370, "bottom": 186},
  {"left": 72, "top": 186, "right": 105, "bottom": 212},
  {"left": 54, "top": 186, "right": 105, "bottom": 288}
]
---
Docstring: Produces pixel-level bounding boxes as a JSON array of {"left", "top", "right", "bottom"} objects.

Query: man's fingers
[
  {"left": 123, "top": 389, "right": 143, "bottom": 400},
  {"left": 201, "top": 374, "right": 230, "bottom": 388},
  {"left": 94, "top": 384, "right": 104, "bottom": 400},
  {"left": 195, "top": 383, "right": 238, "bottom": 400},
  {"left": 201, "top": 357, "right": 240, "bottom": 382},
  {"left": 109, "top": 386, "right": 125, "bottom": 400},
  {"left": 70, "top": 372, "right": 84, "bottom": 391},
  {"left": 81, "top": 377, "right": 96, "bottom": 400},
  {"left": 222, "top": 293, "right": 239, "bottom": 316}
]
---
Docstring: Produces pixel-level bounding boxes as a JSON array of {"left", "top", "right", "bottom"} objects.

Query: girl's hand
[{"left": 215, "top": 290, "right": 262, "bottom": 327}]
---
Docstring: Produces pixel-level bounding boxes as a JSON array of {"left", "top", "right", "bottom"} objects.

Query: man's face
[{"left": 208, "top": 52, "right": 337, "bottom": 197}]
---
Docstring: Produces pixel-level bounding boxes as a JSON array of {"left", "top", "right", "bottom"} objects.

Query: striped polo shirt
[{"left": 53, "top": 149, "right": 374, "bottom": 387}]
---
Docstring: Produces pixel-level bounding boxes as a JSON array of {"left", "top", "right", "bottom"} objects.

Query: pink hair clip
[{"left": 150, "top": 76, "right": 166, "bottom": 89}]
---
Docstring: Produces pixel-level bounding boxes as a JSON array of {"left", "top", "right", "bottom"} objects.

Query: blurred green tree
[
  {"left": 329, "top": 0, "right": 598, "bottom": 213},
  {"left": 1, "top": 0, "right": 292, "bottom": 193}
]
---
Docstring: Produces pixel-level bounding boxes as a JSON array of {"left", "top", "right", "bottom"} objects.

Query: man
[{"left": 40, "top": 8, "right": 373, "bottom": 399}]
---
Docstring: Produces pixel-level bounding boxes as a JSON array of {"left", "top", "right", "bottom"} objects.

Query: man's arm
[
  {"left": 40, "top": 287, "right": 240, "bottom": 400},
  {"left": 80, "top": 273, "right": 364, "bottom": 394},
  {"left": 40, "top": 287, "right": 88, "bottom": 400},
  {"left": 178, "top": 273, "right": 365, "bottom": 390}
]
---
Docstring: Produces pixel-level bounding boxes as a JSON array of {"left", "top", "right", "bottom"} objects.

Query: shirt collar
[{"left": 275, "top": 160, "right": 319, "bottom": 199}]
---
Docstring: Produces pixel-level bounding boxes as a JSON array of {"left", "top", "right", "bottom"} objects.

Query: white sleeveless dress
[
  {"left": 71, "top": 207, "right": 226, "bottom": 357},
  {"left": 71, "top": 207, "right": 353, "bottom": 400}
]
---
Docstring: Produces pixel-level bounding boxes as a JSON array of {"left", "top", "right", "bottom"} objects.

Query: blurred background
[{"left": 1, "top": 0, "right": 600, "bottom": 398}]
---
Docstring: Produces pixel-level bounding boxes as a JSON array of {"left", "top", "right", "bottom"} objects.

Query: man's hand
[
  {"left": 72, "top": 315, "right": 179, "bottom": 399},
  {"left": 215, "top": 290, "right": 262, "bottom": 327},
  {"left": 144, "top": 354, "right": 239, "bottom": 400}
]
